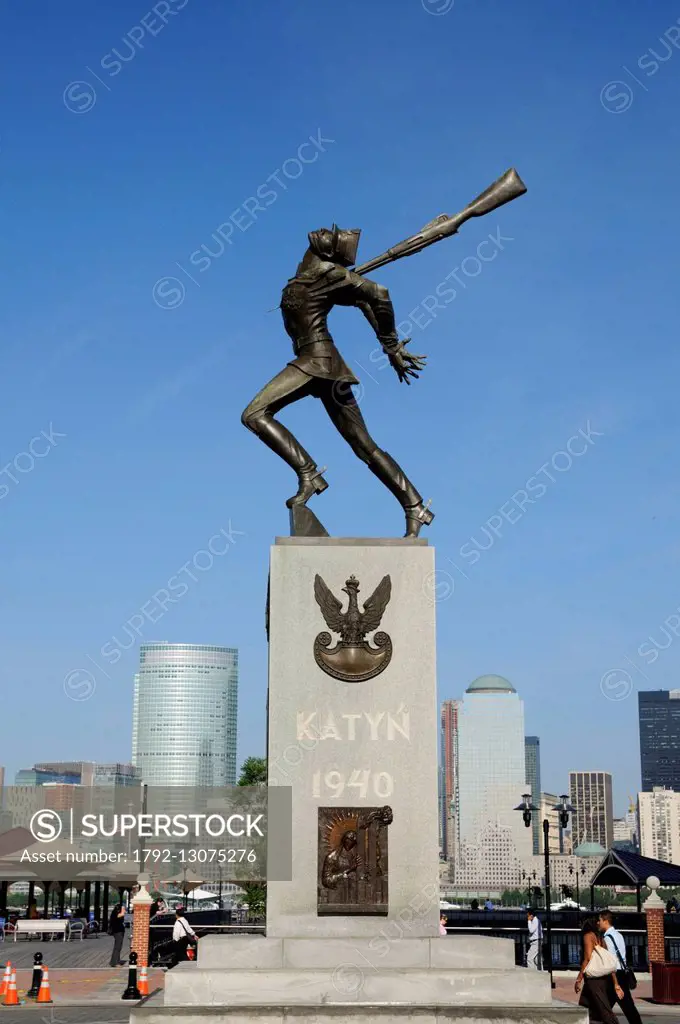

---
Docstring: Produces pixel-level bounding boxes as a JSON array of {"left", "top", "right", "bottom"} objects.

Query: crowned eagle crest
[{"left": 313, "top": 573, "right": 392, "bottom": 682}]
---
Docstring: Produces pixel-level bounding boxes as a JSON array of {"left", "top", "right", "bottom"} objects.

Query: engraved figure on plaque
[{"left": 318, "top": 806, "right": 393, "bottom": 915}]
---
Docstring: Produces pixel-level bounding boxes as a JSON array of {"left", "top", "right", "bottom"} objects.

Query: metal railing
[{"left": 440, "top": 909, "right": 680, "bottom": 971}]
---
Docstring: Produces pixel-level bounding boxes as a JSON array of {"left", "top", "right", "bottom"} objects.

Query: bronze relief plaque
[
  {"left": 313, "top": 574, "right": 392, "bottom": 682},
  {"left": 317, "top": 806, "right": 393, "bottom": 915}
]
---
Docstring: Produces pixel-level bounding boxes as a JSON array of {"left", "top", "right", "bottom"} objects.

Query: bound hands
[{"left": 386, "top": 338, "right": 427, "bottom": 385}]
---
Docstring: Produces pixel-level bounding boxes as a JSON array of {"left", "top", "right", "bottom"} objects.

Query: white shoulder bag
[{"left": 584, "top": 944, "right": 618, "bottom": 978}]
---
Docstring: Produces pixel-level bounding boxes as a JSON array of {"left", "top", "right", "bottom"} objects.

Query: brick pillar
[
  {"left": 644, "top": 875, "right": 666, "bottom": 965},
  {"left": 646, "top": 907, "right": 665, "bottom": 962},
  {"left": 131, "top": 876, "right": 153, "bottom": 968}
]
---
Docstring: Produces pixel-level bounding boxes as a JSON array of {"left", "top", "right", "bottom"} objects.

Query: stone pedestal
[
  {"left": 267, "top": 537, "right": 439, "bottom": 940},
  {"left": 132, "top": 539, "right": 585, "bottom": 1024}
]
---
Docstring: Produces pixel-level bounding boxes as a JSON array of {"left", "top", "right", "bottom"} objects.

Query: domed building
[
  {"left": 465, "top": 674, "right": 517, "bottom": 694},
  {"left": 573, "top": 841, "right": 607, "bottom": 858},
  {"left": 454, "top": 673, "right": 533, "bottom": 890}
]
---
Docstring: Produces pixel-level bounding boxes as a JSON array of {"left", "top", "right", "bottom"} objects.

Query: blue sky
[{"left": 2, "top": 0, "right": 680, "bottom": 816}]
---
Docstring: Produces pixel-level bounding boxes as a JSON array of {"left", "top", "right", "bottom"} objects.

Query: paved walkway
[
  {"left": 1, "top": 966, "right": 164, "bottom": 1007},
  {"left": 553, "top": 972, "right": 678, "bottom": 1015},
  {"left": 0, "top": 937, "right": 125, "bottom": 969},
  {"left": 0, "top": 1008, "right": 130, "bottom": 1023}
]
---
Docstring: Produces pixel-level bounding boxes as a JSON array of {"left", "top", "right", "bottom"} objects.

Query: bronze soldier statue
[
  {"left": 241, "top": 225, "right": 433, "bottom": 537},
  {"left": 242, "top": 170, "right": 527, "bottom": 536}
]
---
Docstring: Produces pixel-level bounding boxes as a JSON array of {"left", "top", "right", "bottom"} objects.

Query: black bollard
[
  {"left": 26, "top": 952, "right": 43, "bottom": 999},
  {"left": 121, "top": 950, "right": 141, "bottom": 1000}
]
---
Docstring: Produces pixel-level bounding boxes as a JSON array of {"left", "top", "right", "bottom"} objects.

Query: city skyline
[{"left": 441, "top": 678, "right": 643, "bottom": 819}]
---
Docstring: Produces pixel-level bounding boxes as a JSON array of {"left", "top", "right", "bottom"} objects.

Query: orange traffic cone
[
  {"left": 36, "top": 965, "right": 53, "bottom": 1004},
  {"left": 138, "top": 964, "right": 149, "bottom": 996},
  {"left": 2, "top": 970, "right": 19, "bottom": 1007},
  {"left": 0, "top": 962, "right": 10, "bottom": 997}
]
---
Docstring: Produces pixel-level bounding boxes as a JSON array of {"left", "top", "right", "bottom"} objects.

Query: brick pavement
[
  {"left": 0, "top": 937, "right": 124, "bottom": 969},
  {"left": 4, "top": 967, "right": 164, "bottom": 1005},
  {"left": 552, "top": 972, "right": 679, "bottom": 1015}
]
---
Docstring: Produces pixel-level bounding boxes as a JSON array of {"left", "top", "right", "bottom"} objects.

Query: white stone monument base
[
  {"left": 132, "top": 935, "right": 587, "bottom": 1024},
  {"left": 131, "top": 539, "right": 586, "bottom": 1024}
]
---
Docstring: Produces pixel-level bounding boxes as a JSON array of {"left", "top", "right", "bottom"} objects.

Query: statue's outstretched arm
[{"left": 350, "top": 275, "right": 427, "bottom": 386}]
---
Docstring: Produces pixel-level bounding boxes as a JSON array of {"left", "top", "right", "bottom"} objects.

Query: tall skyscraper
[
  {"left": 638, "top": 690, "right": 680, "bottom": 791},
  {"left": 455, "top": 675, "right": 533, "bottom": 888},
  {"left": 133, "top": 643, "right": 238, "bottom": 786},
  {"left": 132, "top": 673, "right": 140, "bottom": 766},
  {"left": 440, "top": 699, "right": 460, "bottom": 861},
  {"left": 638, "top": 788, "right": 680, "bottom": 863},
  {"left": 524, "top": 736, "right": 541, "bottom": 855},
  {"left": 569, "top": 771, "right": 614, "bottom": 850},
  {"left": 625, "top": 798, "right": 638, "bottom": 850}
]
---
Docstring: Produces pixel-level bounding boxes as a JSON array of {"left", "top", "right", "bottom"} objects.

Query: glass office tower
[
  {"left": 638, "top": 689, "right": 680, "bottom": 791},
  {"left": 569, "top": 771, "right": 614, "bottom": 849},
  {"left": 440, "top": 699, "right": 460, "bottom": 861},
  {"left": 133, "top": 643, "right": 238, "bottom": 786},
  {"left": 524, "top": 736, "right": 541, "bottom": 856},
  {"left": 456, "top": 674, "right": 533, "bottom": 888}
]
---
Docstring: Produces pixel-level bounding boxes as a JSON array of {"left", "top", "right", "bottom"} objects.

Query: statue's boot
[
  {"left": 286, "top": 462, "right": 329, "bottom": 508},
  {"left": 247, "top": 415, "right": 328, "bottom": 507},
  {"left": 367, "top": 449, "right": 434, "bottom": 538}
]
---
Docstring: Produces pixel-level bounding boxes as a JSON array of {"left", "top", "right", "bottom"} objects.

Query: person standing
[
  {"left": 526, "top": 909, "right": 543, "bottom": 969},
  {"left": 108, "top": 904, "right": 126, "bottom": 967},
  {"left": 598, "top": 911, "right": 642, "bottom": 1024},
  {"left": 439, "top": 914, "right": 447, "bottom": 936},
  {"left": 575, "top": 918, "right": 622, "bottom": 1024},
  {"left": 171, "top": 908, "right": 197, "bottom": 966}
]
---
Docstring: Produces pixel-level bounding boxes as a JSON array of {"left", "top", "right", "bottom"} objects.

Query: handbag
[
  {"left": 584, "top": 944, "right": 618, "bottom": 978},
  {"left": 612, "top": 940, "right": 637, "bottom": 990}
]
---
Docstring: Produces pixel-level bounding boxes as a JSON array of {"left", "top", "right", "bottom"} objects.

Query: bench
[{"left": 14, "top": 919, "right": 69, "bottom": 941}]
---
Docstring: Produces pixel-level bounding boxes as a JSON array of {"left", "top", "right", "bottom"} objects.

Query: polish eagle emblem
[{"left": 313, "top": 573, "right": 392, "bottom": 682}]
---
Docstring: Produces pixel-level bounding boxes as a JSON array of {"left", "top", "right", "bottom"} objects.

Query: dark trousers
[
  {"left": 242, "top": 365, "right": 380, "bottom": 468},
  {"left": 579, "top": 975, "right": 618, "bottom": 1024},
  {"left": 609, "top": 970, "right": 642, "bottom": 1024},
  {"left": 109, "top": 930, "right": 124, "bottom": 966},
  {"left": 171, "top": 936, "right": 190, "bottom": 966},
  {"left": 242, "top": 365, "right": 422, "bottom": 508}
]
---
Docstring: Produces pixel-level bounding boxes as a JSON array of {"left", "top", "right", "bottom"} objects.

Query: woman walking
[
  {"left": 108, "top": 903, "right": 126, "bottom": 967},
  {"left": 574, "top": 918, "right": 623, "bottom": 1023}
]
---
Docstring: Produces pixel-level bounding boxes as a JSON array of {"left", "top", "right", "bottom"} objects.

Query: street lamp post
[
  {"left": 514, "top": 793, "right": 575, "bottom": 989},
  {"left": 568, "top": 862, "right": 585, "bottom": 911}
]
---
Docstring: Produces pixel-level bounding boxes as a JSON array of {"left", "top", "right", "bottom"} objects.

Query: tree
[
  {"left": 500, "top": 888, "right": 525, "bottom": 907},
  {"left": 236, "top": 758, "right": 268, "bottom": 917},
  {"left": 238, "top": 757, "right": 267, "bottom": 786},
  {"left": 241, "top": 882, "right": 266, "bottom": 918}
]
